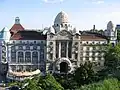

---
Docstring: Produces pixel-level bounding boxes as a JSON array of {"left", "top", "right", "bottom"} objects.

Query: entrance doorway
[{"left": 60, "top": 62, "right": 68, "bottom": 73}]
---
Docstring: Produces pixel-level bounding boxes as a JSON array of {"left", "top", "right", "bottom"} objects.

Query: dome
[
  {"left": 54, "top": 11, "right": 69, "bottom": 24},
  {"left": 107, "top": 21, "right": 114, "bottom": 30},
  {"left": 0, "top": 27, "right": 11, "bottom": 42}
]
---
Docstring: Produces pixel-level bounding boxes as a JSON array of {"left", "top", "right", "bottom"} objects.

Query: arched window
[
  {"left": 18, "top": 46, "right": 23, "bottom": 50},
  {"left": 18, "top": 52, "right": 24, "bottom": 63},
  {"left": 26, "top": 45, "right": 30, "bottom": 50},
  {"left": 25, "top": 52, "right": 31, "bottom": 63},
  {"left": 11, "top": 52, "right": 16, "bottom": 63},
  {"left": 32, "top": 52, "right": 38, "bottom": 64},
  {"left": 65, "top": 24, "right": 67, "bottom": 27},
  {"left": 33, "top": 45, "right": 37, "bottom": 50}
]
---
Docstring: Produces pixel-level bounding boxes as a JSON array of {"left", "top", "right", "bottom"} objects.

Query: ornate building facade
[
  {"left": 0, "top": 11, "right": 118, "bottom": 81},
  {"left": 46, "top": 11, "right": 116, "bottom": 74}
]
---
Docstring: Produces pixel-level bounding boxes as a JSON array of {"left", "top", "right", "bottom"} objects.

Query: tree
[
  {"left": 102, "top": 43, "right": 120, "bottom": 79},
  {"left": 38, "top": 74, "right": 64, "bottom": 90},
  {"left": 74, "top": 61, "right": 96, "bottom": 86},
  {"left": 21, "top": 74, "right": 64, "bottom": 90},
  {"left": 79, "top": 78, "right": 120, "bottom": 90},
  {"left": 54, "top": 74, "right": 78, "bottom": 89}
]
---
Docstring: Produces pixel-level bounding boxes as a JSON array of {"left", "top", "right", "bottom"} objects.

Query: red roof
[
  {"left": 81, "top": 35, "right": 107, "bottom": 41},
  {"left": 10, "top": 24, "right": 24, "bottom": 33},
  {"left": 11, "top": 31, "right": 47, "bottom": 40}
]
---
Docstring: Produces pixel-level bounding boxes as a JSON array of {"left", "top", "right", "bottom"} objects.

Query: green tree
[
  {"left": 79, "top": 78, "right": 120, "bottom": 90},
  {"left": 38, "top": 74, "right": 64, "bottom": 90},
  {"left": 74, "top": 61, "right": 96, "bottom": 86},
  {"left": 100, "top": 43, "right": 120, "bottom": 79},
  {"left": 55, "top": 74, "right": 78, "bottom": 89}
]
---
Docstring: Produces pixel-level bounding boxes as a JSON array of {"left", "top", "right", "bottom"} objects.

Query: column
[
  {"left": 59, "top": 42, "right": 61, "bottom": 58},
  {"left": 16, "top": 52, "right": 18, "bottom": 63},
  {"left": 31, "top": 51, "right": 32, "bottom": 63},
  {"left": 53, "top": 42, "right": 56, "bottom": 61},
  {"left": 66, "top": 42, "right": 68, "bottom": 58},
  {"left": 24, "top": 51, "right": 26, "bottom": 63}
]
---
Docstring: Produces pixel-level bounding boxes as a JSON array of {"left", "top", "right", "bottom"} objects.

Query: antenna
[{"left": 42, "top": 24, "right": 44, "bottom": 30}]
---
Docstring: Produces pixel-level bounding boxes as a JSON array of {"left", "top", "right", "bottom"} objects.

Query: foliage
[
  {"left": 103, "top": 43, "right": 120, "bottom": 78},
  {"left": 38, "top": 73, "right": 64, "bottom": 90},
  {"left": 22, "top": 74, "right": 63, "bottom": 90},
  {"left": 54, "top": 74, "right": 78, "bottom": 89},
  {"left": 74, "top": 61, "right": 96, "bottom": 86},
  {"left": 79, "top": 78, "right": 120, "bottom": 90}
]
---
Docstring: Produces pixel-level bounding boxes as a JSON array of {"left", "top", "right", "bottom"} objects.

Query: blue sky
[{"left": 0, "top": 0, "right": 120, "bottom": 30}]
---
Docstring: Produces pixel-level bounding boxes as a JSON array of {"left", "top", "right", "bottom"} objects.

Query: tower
[
  {"left": 15, "top": 17, "right": 20, "bottom": 24},
  {"left": 106, "top": 21, "right": 117, "bottom": 45}
]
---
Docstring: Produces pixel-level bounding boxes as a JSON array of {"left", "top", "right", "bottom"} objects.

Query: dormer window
[
  {"left": 65, "top": 24, "right": 67, "bottom": 27},
  {"left": 34, "top": 41, "right": 36, "bottom": 44}
]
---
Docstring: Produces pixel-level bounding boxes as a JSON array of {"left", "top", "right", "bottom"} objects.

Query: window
[
  {"left": 41, "top": 41, "right": 43, "bottom": 44},
  {"left": 87, "top": 47, "right": 89, "bottom": 50},
  {"left": 27, "top": 41, "right": 29, "bottom": 44},
  {"left": 86, "top": 52, "right": 89, "bottom": 56},
  {"left": 11, "top": 53, "right": 16, "bottom": 63},
  {"left": 18, "top": 52, "right": 24, "bottom": 63},
  {"left": 98, "top": 57, "right": 101, "bottom": 60},
  {"left": 18, "top": 46, "right": 23, "bottom": 50},
  {"left": 86, "top": 57, "right": 89, "bottom": 60},
  {"left": 26, "top": 46, "right": 30, "bottom": 50},
  {"left": 61, "top": 24, "right": 63, "bottom": 27},
  {"left": 25, "top": 52, "right": 31, "bottom": 63},
  {"left": 93, "top": 47, "right": 96, "bottom": 50},
  {"left": 50, "top": 35, "right": 53, "bottom": 38},
  {"left": 92, "top": 52, "right": 95, "bottom": 56},
  {"left": 65, "top": 24, "right": 67, "bottom": 27},
  {"left": 20, "top": 41, "right": 22, "bottom": 43},
  {"left": 32, "top": 52, "right": 38, "bottom": 64},
  {"left": 34, "top": 41, "right": 36, "bottom": 44},
  {"left": 61, "top": 42, "right": 67, "bottom": 57},
  {"left": 33, "top": 45, "right": 37, "bottom": 50},
  {"left": 81, "top": 47, "right": 83, "bottom": 50},
  {"left": 49, "top": 54, "right": 53, "bottom": 60},
  {"left": 75, "top": 53, "right": 78, "bottom": 59},
  {"left": 75, "top": 42, "right": 78, "bottom": 45},
  {"left": 92, "top": 57, "right": 95, "bottom": 61},
  {"left": 50, "top": 42, "right": 53, "bottom": 45}
]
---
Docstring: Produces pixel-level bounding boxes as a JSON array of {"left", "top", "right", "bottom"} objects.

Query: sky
[{"left": 0, "top": 0, "right": 120, "bottom": 30}]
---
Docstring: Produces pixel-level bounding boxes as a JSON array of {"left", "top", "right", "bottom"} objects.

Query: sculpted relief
[{"left": 56, "top": 30, "right": 72, "bottom": 40}]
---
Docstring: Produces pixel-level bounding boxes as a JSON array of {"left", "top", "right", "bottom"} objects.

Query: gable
[{"left": 55, "top": 30, "right": 73, "bottom": 40}]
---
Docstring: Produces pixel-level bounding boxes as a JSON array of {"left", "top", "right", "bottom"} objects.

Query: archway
[{"left": 60, "top": 62, "right": 68, "bottom": 73}]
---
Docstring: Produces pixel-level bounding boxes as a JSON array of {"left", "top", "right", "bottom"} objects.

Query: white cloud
[
  {"left": 92, "top": 0, "right": 104, "bottom": 4},
  {"left": 43, "top": 0, "right": 64, "bottom": 3}
]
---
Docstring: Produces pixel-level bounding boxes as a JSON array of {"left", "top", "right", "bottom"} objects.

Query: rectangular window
[
  {"left": 49, "top": 54, "right": 53, "bottom": 60},
  {"left": 75, "top": 53, "right": 78, "bottom": 59}
]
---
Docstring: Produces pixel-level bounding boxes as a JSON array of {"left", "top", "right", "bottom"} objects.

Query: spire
[
  {"left": 15, "top": 17, "right": 20, "bottom": 24},
  {"left": 93, "top": 25, "right": 95, "bottom": 32}
]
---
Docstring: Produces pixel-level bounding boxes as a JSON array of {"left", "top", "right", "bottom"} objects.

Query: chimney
[{"left": 93, "top": 25, "right": 95, "bottom": 32}]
